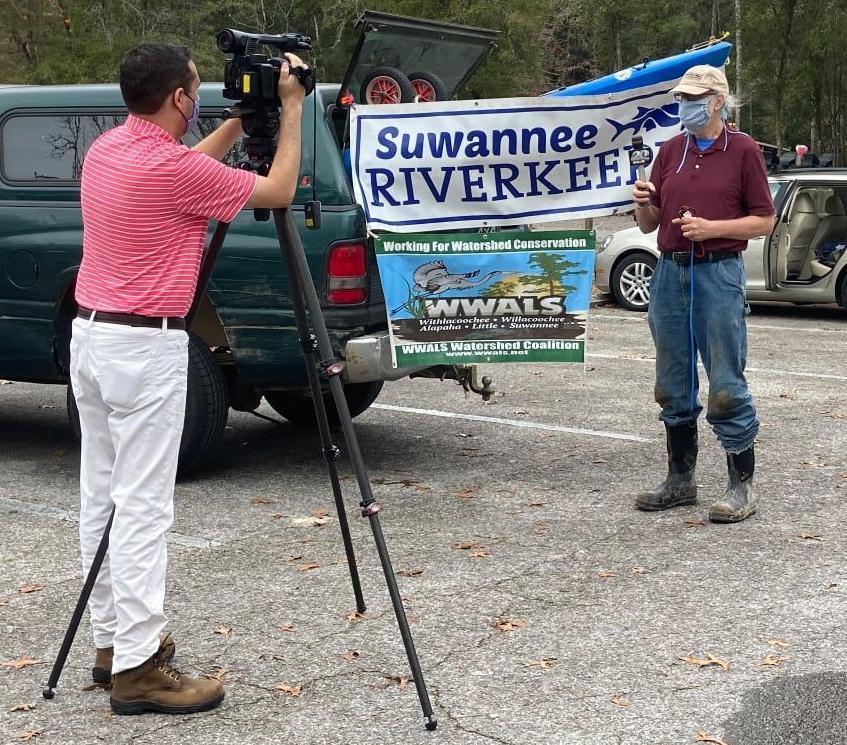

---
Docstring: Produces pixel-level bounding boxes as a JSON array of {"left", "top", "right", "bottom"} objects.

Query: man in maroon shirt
[{"left": 630, "top": 65, "right": 775, "bottom": 523}]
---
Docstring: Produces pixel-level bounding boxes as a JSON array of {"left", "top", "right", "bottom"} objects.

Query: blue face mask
[
  {"left": 181, "top": 92, "right": 200, "bottom": 134},
  {"left": 677, "top": 96, "right": 714, "bottom": 134}
]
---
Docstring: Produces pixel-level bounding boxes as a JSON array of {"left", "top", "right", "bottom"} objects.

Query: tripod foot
[
  {"left": 42, "top": 687, "right": 55, "bottom": 700},
  {"left": 360, "top": 500, "right": 382, "bottom": 517},
  {"left": 425, "top": 715, "right": 438, "bottom": 731}
]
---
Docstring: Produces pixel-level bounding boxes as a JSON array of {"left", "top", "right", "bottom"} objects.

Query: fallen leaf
[
  {"left": 453, "top": 541, "right": 484, "bottom": 551},
  {"left": 521, "top": 501, "right": 545, "bottom": 508},
  {"left": 385, "top": 674, "right": 410, "bottom": 689},
  {"left": 291, "top": 516, "right": 331, "bottom": 527},
  {"left": 523, "top": 657, "right": 556, "bottom": 669},
  {"left": 598, "top": 570, "right": 615, "bottom": 579},
  {"left": 694, "top": 731, "right": 728, "bottom": 745},
  {"left": 611, "top": 695, "right": 631, "bottom": 707},
  {"left": 684, "top": 518, "right": 706, "bottom": 528},
  {"left": 345, "top": 610, "right": 367, "bottom": 624},
  {"left": 592, "top": 458, "right": 607, "bottom": 464},
  {"left": 19, "top": 584, "right": 45, "bottom": 594},
  {"left": 341, "top": 650, "right": 360, "bottom": 662},
  {"left": 679, "top": 653, "right": 729, "bottom": 671},
  {"left": 286, "top": 554, "right": 304, "bottom": 562},
  {"left": 251, "top": 497, "right": 273, "bottom": 505},
  {"left": 764, "top": 638, "right": 789, "bottom": 648},
  {"left": 630, "top": 566, "right": 652, "bottom": 575},
  {"left": 2, "top": 656, "right": 45, "bottom": 671},
  {"left": 297, "top": 562, "right": 320, "bottom": 572},
  {"left": 311, "top": 507, "right": 329, "bottom": 519},
  {"left": 213, "top": 627, "right": 234, "bottom": 636},
  {"left": 456, "top": 487, "right": 478, "bottom": 499},
  {"left": 18, "top": 730, "right": 43, "bottom": 742},
  {"left": 277, "top": 624, "right": 296, "bottom": 633},
  {"left": 271, "top": 513, "right": 285, "bottom": 520},
  {"left": 397, "top": 568, "right": 424, "bottom": 577},
  {"left": 760, "top": 653, "right": 791, "bottom": 667},
  {"left": 455, "top": 433, "right": 473, "bottom": 438},
  {"left": 493, "top": 618, "right": 528, "bottom": 632},
  {"left": 412, "top": 483, "right": 432, "bottom": 493},
  {"left": 469, "top": 549, "right": 490, "bottom": 559},
  {"left": 205, "top": 667, "right": 228, "bottom": 681},
  {"left": 275, "top": 682, "right": 302, "bottom": 697},
  {"left": 799, "top": 532, "right": 823, "bottom": 541},
  {"left": 10, "top": 704, "right": 36, "bottom": 712}
]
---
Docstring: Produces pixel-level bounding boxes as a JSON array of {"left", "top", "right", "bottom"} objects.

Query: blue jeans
[{"left": 647, "top": 254, "right": 758, "bottom": 453}]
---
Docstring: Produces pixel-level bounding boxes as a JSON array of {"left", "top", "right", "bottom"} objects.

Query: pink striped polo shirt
[{"left": 76, "top": 115, "right": 257, "bottom": 317}]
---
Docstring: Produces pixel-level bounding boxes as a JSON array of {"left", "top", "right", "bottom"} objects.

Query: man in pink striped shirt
[{"left": 71, "top": 42, "right": 306, "bottom": 715}]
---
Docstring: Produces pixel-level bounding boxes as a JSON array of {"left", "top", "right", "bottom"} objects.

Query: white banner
[{"left": 349, "top": 82, "right": 682, "bottom": 232}]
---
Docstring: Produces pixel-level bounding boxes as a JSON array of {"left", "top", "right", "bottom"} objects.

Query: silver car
[{"left": 594, "top": 171, "right": 847, "bottom": 311}]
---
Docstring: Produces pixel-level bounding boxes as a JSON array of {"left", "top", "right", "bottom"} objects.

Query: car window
[{"left": 1, "top": 113, "right": 126, "bottom": 182}]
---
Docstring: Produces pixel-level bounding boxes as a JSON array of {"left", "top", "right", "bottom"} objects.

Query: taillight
[{"left": 327, "top": 242, "right": 367, "bottom": 305}]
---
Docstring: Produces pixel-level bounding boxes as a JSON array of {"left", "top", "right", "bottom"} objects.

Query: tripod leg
[
  {"left": 272, "top": 209, "right": 437, "bottom": 731},
  {"left": 285, "top": 260, "right": 367, "bottom": 614},
  {"left": 43, "top": 508, "right": 114, "bottom": 699}
]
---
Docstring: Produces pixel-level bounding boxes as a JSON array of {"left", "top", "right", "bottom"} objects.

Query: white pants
[{"left": 70, "top": 316, "right": 187, "bottom": 674}]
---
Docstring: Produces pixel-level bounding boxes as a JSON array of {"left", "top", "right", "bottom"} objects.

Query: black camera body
[{"left": 217, "top": 28, "right": 313, "bottom": 145}]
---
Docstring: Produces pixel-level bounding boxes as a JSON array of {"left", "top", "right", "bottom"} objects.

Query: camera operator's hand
[{"left": 278, "top": 54, "right": 308, "bottom": 105}]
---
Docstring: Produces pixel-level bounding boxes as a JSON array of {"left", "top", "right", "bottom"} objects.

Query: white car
[{"left": 594, "top": 172, "right": 847, "bottom": 311}]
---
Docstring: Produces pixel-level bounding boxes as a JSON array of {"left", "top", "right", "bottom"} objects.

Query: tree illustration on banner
[{"left": 518, "top": 253, "right": 587, "bottom": 307}]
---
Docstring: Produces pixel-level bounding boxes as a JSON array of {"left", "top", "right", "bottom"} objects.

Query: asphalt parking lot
[{"left": 1, "top": 299, "right": 846, "bottom": 745}]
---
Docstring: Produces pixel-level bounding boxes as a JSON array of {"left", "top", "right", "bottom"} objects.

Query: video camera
[{"left": 217, "top": 28, "right": 314, "bottom": 152}]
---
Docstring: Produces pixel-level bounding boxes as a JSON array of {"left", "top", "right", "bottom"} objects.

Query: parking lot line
[
  {"left": 587, "top": 353, "right": 847, "bottom": 381},
  {"left": 0, "top": 496, "right": 220, "bottom": 549},
  {"left": 591, "top": 311, "right": 847, "bottom": 335},
  {"left": 372, "top": 403, "right": 651, "bottom": 442}
]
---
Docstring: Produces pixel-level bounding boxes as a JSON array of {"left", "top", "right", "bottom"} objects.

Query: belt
[
  {"left": 661, "top": 250, "right": 740, "bottom": 265},
  {"left": 77, "top": 306, "right": 186, "bottom": 330}
]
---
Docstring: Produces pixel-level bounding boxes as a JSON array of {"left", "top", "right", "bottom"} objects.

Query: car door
[{"left": 763, "top": 180, "right": 793, "bottom": 291}]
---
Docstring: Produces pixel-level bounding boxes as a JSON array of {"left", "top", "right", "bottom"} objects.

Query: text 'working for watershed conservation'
[{"left": 375, "top": 230, "right": 596, "bottom": 367}]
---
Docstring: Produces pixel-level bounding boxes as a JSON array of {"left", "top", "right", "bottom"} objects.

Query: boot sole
[
  {"left": 110, "top": 691, "right": 224, "bottom": 716},
  {"left": 93, "top": 646, "right": 175, "bottom": 685},
  {"left": 635, "top": 495, "right": 697, "bottom": 512},
  {"left": 709, "top": 506, "right": 757, "bottom": 524}
]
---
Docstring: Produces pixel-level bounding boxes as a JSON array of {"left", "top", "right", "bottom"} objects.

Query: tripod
[{"left": 42, "top": 204, "right": 437, "bottom": 730}]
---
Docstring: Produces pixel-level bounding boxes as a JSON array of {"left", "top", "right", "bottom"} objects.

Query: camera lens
[{"left": 217, "top": 29, "right": 236, "bottom": 52}]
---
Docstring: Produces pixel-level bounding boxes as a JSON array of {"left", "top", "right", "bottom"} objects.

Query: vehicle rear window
[{"left": 1, "top": 114, "right": 126, "bottom": 182}]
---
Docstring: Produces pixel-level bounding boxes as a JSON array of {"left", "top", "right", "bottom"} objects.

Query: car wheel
[
  {"left": 264, "top": 381, "right": 384, "bottom": 426},
  {"left": 838, "top": 270, "right": 847, "bottom": 309},
  {"left": 67, "top": 334, "right": 229, "bottom": 476},
  {"left": 360, "top": 67, "right": 415, "bottom": 105},
  {"left": 611, "top": 252, "right": 657, "bottom": 311},
  {"left": 407, "top": 72, "right": 448, "bottom": 102}
]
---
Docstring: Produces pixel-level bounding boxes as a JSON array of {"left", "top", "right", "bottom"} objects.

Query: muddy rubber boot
[
  {"left": 709, "top": 447, "right": 757, "bottom": 523},
  {"left": 94, "top": 633, "right": 176, "bottom": 686},
  {"left": 635, "top": 421, "right": 698, "bottom": 511},
  {"left": 110, "top": 650, "right": 224, "bottom": 715}
]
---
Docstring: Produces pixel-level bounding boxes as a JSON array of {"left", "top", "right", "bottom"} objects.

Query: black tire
[
  {"left": 611, "top": 251, "right": 657, "bottom": 312},
  {"left": 264, "top": 381, "right": 384, "bottom": 426},
  {"left": 360, "top": 67, "right": 415, "bottom": 105},
  {"left": 838, "top": 270, "right": 847, "bottom": 309},
  {"left": 66, "top": 333, "right": 229, "bottom": 476},
  {"left": 407, "top": 71, "right": 448, "bottom": 102}
]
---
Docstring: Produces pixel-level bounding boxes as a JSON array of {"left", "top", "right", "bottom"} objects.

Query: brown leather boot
[
  {"left": 110, "top": 652, "right": 224, "bottom": 715},
  {"left": 93, "top": 632, "right": 176, "bottom": 685}
]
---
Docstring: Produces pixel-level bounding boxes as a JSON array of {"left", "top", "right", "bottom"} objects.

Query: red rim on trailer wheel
[
  {"left": 411, "top": 79, "right": 437, "bottom": 102},
  {"left": 365, "top": 76, "right": 403, "bottom": 104}
]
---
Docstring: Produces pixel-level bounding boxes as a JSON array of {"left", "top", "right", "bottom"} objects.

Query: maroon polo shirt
[{"left": 649, "top": 126, "right": 774, "bottom": 253}]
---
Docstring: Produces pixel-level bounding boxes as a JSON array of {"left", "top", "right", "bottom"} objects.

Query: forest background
[{"left": 1, "top": 0, "right": 844, "bottom": 162}]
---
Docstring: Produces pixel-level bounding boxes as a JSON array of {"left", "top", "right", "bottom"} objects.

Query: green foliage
[{"left": 1, "top": 0, "right": 843, "bottom": 159}]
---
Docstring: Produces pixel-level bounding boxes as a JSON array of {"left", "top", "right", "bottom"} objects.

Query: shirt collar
[
  {"left": 125, "top": 114, "right": 177, "bottom": 143},
  {"left": 686, "top": 125, "right": 731, "bottom": 154}
]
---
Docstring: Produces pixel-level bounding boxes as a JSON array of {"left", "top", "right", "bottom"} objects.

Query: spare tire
[
  {"left": 360, "top": 67, "right": 415, "bottom": 105},
  {"left": 408, "top": 72, "right": 448, "bottom": 102},
  {"left": 67, "top": 333, "right": 229, "bottom": 476}
]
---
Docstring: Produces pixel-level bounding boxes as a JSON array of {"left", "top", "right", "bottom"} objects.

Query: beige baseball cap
[{"left": 671, "top": 65, "right": 729, "bottom": 96}]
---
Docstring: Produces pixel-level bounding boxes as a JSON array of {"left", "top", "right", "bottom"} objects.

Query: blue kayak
[{"left": 545, "top": 42, "right": 732, "bottom": 97}]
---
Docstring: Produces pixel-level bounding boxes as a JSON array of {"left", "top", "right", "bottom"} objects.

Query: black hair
[{"left": 119, "top": 42, "right": 194, "bottom": 114}]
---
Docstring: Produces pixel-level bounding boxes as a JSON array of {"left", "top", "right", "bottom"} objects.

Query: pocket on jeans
[{"left": 717, "top": 258, "right": 745, "bottom": 291}]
